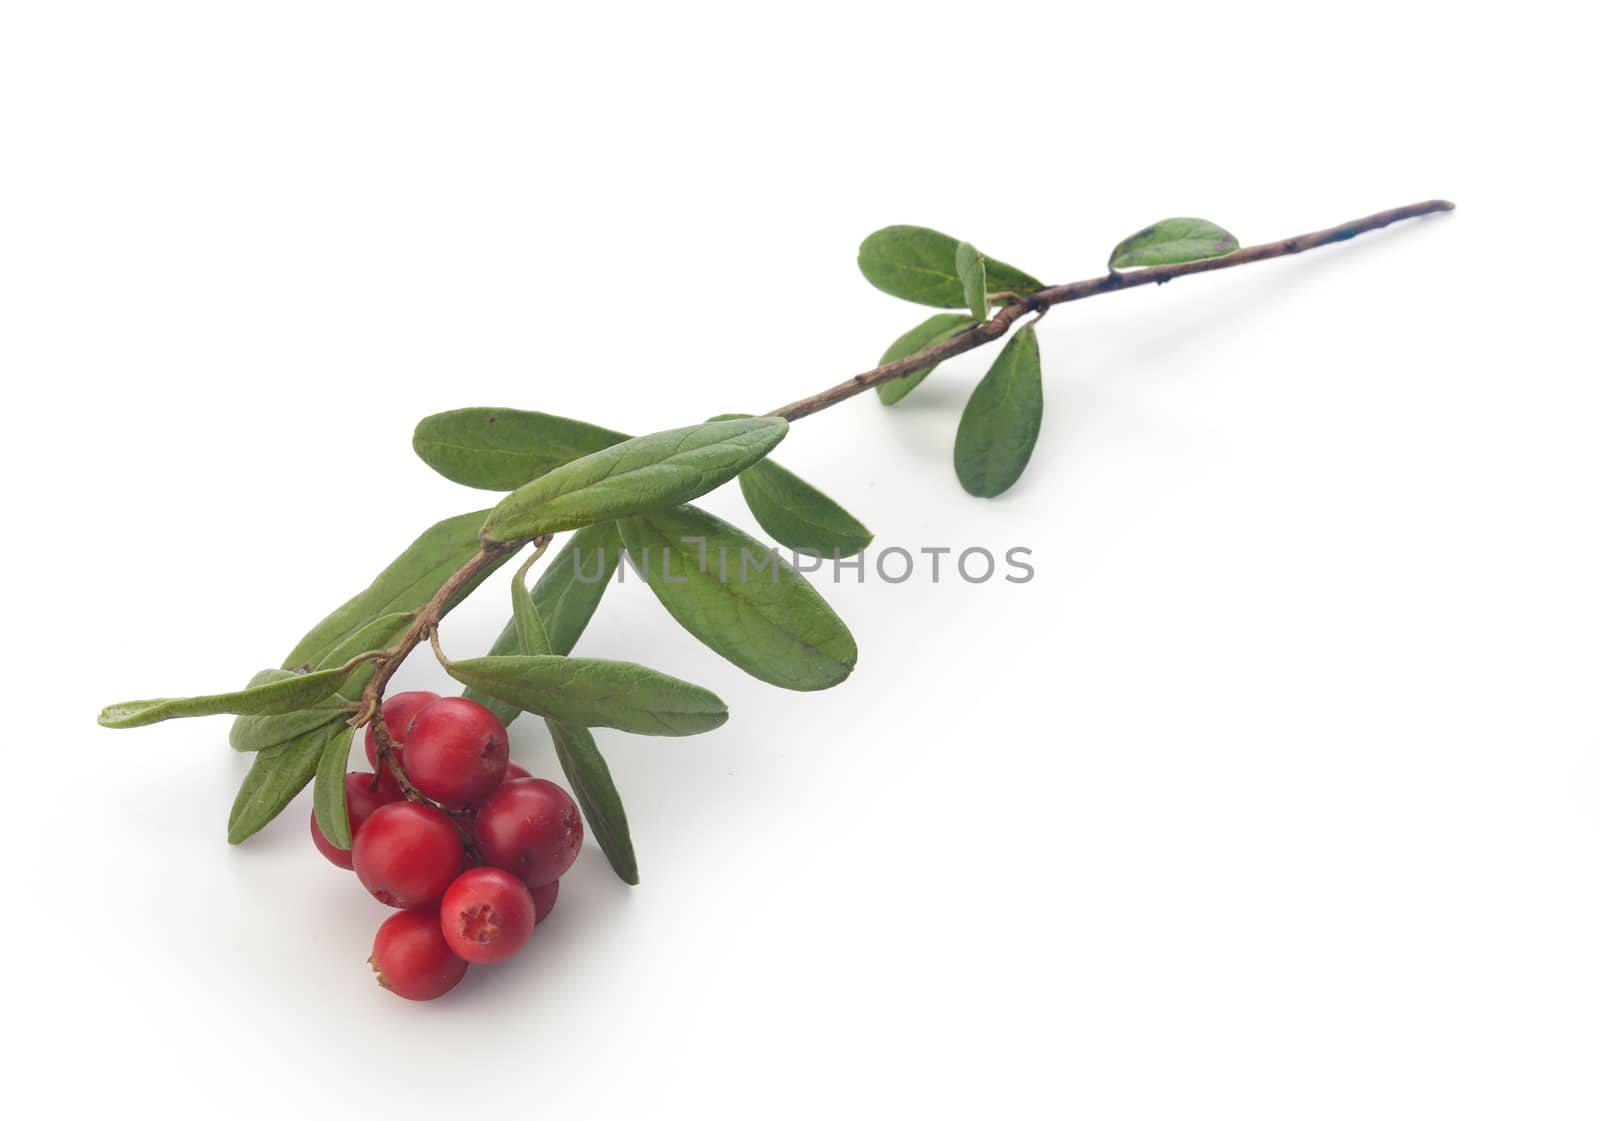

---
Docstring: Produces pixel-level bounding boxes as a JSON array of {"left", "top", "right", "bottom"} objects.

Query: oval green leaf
[
  {"left": 445, "top": 655, "right": 729, "bottom": 737},
  {"left": 512, "top": 566, "right": 553, "bottom": 658},
  {"left": 875, "top": 313, "right": 978, "bottom": 406},
  {"left": 955, "top": 240, "right": 987, "bottom": 322},
  {"left": 1108, "top": 217, "right": 1239, "bottom": 270},
  {"left": 953, "top": 324, "right": 1044, "bottom": 498},
  {"left": 857, "top": 225, "right": 1040, "bottom": 309},
  {"left": 311, "top": 726, "right": 357, "bottom": 850},
  {"left": 481, "top": 417, "right": 788, "bottom": 543},
  {"left": 99, "top": 664, "right": 354, "bottom": 729},
  {"left": 281, "top": 508, "right": 496, "bottom": 671},
  {"left": 548, "top": 721, "right": 638, "bottom": 885},
  {"left": 617, "top": 505, "right": 857, "bottom": 691},
  {"left": 228, "top": 721, "right": 338, "bottom": 844},
  {"left": 738, "top": 461, "right": 872, "bottom": 557},
  {"left": 413, "top": 408, "right": 629, "bottom": 491},
  {"left": 230, "top": 612, "right": 408, "bottom": 751}
]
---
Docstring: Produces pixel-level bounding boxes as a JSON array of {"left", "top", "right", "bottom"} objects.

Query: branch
[
  {"left": 765, "top": 199, "right": 1455, "bottom": 421},
  {"left": 353, "top": 199, "right": 1454, "bottom": 748}
]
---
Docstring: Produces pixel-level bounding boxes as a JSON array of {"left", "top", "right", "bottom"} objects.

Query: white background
[{"left": 3, "top": 2, "right": 1595, "bottom": 1117}]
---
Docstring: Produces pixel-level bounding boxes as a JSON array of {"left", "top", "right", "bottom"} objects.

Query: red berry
[
  {"left": 439, "top": 868, "right": 537, "bottom": 964},
  {"left": 475, "top": 778, "right": 583, "bottom": 887},
  {"left": 310, "top": 771, "right": 401, "bottom": 869},
  {"left": 370, "top": 909, "right": 467, "bottom": 1001},
  {"left": 363, "top": 690, "right": 439, "bottom": 773},
  {"left": 504, "top": 761, "right": 533, "bottom": 782},
  {"left": 352, "top": 802, "right": 464, "bottom": 908},
  {"left": 530, "top": 879, "right": 558, "bottom": 925},
  {"left": 402, "top": 698, "right": 510, "bottom": 808}
]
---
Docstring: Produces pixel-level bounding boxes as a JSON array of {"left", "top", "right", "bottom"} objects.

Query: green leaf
[
  {"left": 481, "top": 418, "right": 788, "bottom": 543},
  {"left": 229, "top": 612, "right": 410, "bottom": 751},
  {"left": 548, "top": 721, "right": 638, "bottom": 885},
  {"left": 228, "top": 721, "right": 337, "bottom": 844},
  {"left": 955, "top": 241, "right": 987, "bottom": 322},
  {"left": 530, "top": 522, "right": 621, "bottom": 655},
  {"left": 1108, "top": 217, "right": 1239, "bottom": 270},
  {"left": 738, "top": 461, "right": 872, "bottom": 557},
  {"left": 466, "top": 524, "right": 623, "bottom": 725},
  {"left": 874, "top": 313, "right": 977, "bottom": 406},
  {"left": 281, "top": 508, "right": 497, "bottom": 671},
  {"left": 445, "top": 655, "right": 729, "bottom": 736},
  {"left": 953, "top": 324, "right": 1044, "bottom": 498},
  {"left": 311, "top": 726, "right": 357, "bottom": 850},
  {"left": 512, "top": 565, "right": 553, "bottom": 658},
  {"left": 228, "top": 704, "right": 348, "bottom": 752},
  {"left": 413, "top": 408, "right": 629, "bottom": 491},
  {"left": 617, "top": 505, "right": 857, "bottom": 691},
  {"left": 857, "top": 225, "right": 1040, "bottom": 309},
  {"left": 100, "top": 664, "right": 354, "bottom": 729}
]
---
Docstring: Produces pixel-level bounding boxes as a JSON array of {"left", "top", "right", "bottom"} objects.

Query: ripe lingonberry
[
  {"left": 370, "top": 909, "right": 467, "bottom": 1001},
  {"left": 402, "top": 697, "right": 510, "bottom": 808},
  {"left": 310, "top": 771, "right": 401, "bottom": 869},
  {"left": 475, "top": 778, "right": 583, "bottom": 887},
  {"left": 504, "top": 761, "right": 532, "bottom": 782},
  {"left": 439, "top": 867, "right": 537, "bottom": 964},
  {"left": 530, "top": 879, "right": 558, "bottom": 925},
  {"left": 363, "top": 690, "right": 439, "bottom": 773},
  {"left": 352, "top": 801, "right": 464, "bottom": 908}
]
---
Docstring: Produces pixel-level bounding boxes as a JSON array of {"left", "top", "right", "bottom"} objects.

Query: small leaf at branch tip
[
  {"left": 858, "top": 225, "right": 1040, "bottom": 309},
  {"left": 955, "top": 241, "right": 988, "bottom": 323},
  {"left": 1107, "top": 217, "right": 1239, "bottom": 270}
]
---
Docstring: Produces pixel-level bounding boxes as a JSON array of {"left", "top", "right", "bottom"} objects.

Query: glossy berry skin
[
  {"left": 530, "top": 879, "right": 558, "bottom": 925},
  {"left": 475, "top": 778, "right": 583, "bottom": 887},
  {"left": 504, "top": 761, "right": 533, "bottom": 782},
  {"left": 370, "top": 909, "right": 467, "bottom": 1001},
  {"left": 352, "top": 802, "right": 464, "bottom": 908},
  {"left": 439, "top": 868, "right": 537, "bottom": 964},
  {"left": 310, "top": 772, "right": 401, "bottom": 869},
  {"left": 363, "top": 690, "right": 439, "bottom": 772},
  {"left": 402, "top": 698, "right": 510, "bottom": 808}
]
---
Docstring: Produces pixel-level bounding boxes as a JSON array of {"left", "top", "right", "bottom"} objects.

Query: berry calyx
[
  {"left": 439, "top": 867, "right": 537, "bottom": 964},
  {"left": 370, "top": 909, "right": 467, "bottom": 1001},
  {"left": 352, "top": 801, "right": 465, "bottom": 908},
  {"left": 363, "top": 690, "right": 440, "bottom": 773},
  {"left": 310, "top": 771, "right": 401, "bottom": 869},
  {"left": 402, "top": 697, "right": 510, "bottom": 808},
  {"left": 530, "top": 879, "right": 558, "bottom": 925},
  {"left": 475, "top": 778, "right": 583, "bottom": 887}
]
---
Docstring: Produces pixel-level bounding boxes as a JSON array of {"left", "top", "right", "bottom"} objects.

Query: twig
[{"left": 765, "top": 199, "right": 1454, "bottom": 421}]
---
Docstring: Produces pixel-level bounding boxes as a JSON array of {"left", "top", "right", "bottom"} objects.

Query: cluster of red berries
[{"left": 308, "top": 691, "right": 583, "bottom": 1000}]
